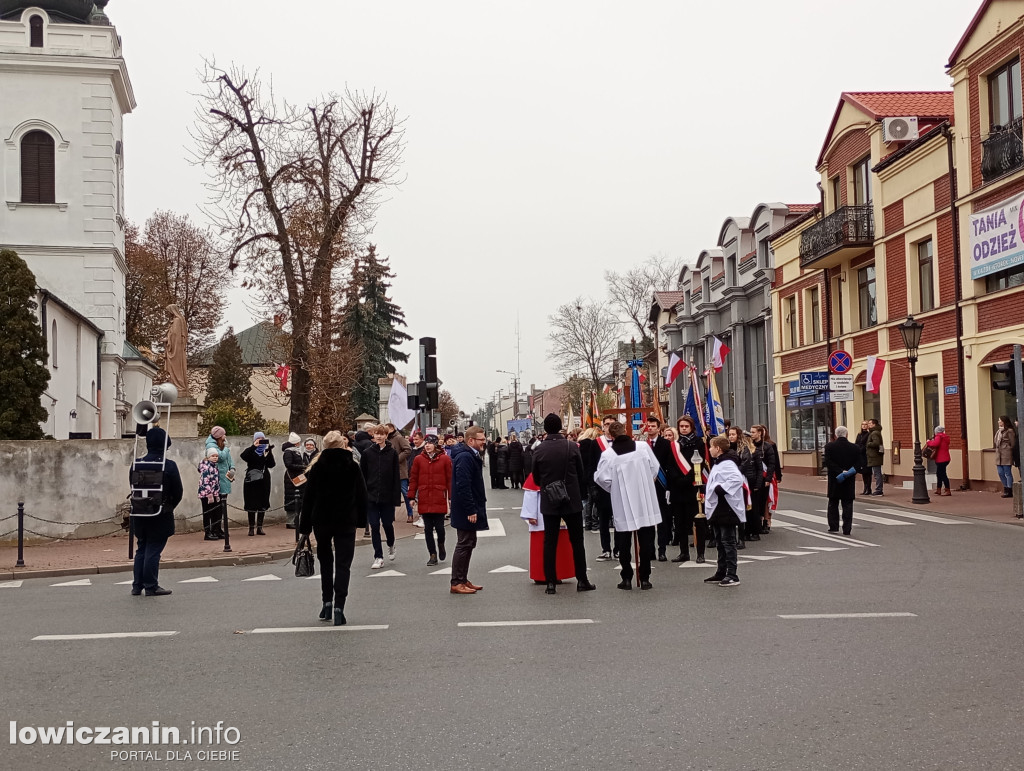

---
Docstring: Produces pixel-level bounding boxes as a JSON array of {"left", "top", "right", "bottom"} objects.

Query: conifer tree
[
  {"left": 0, "top": 250, "right": 50, "bottom": 439},
  {"left": 205, "top": 327, "right": 252, "bottom": 409},
  {"left": 339, "top": 245, "right": 411, "bottom": 418}
]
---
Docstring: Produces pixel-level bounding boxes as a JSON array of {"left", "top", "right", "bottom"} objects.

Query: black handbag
[
  {"left": 292, "top": 535, "right": 315, "bottom": 578},
  {"left": 542, "top": 440, "right": 571, "bottom": 507},
  {"left": 245, "top": 467, "right": 265, "bottom": 483}
]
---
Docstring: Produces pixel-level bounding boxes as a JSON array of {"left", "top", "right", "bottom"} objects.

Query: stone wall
[{"left": 0, "top": 435, "right": 293, "bottom": 542}]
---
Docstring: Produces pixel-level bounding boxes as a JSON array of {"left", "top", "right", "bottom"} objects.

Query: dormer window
[{"left": 29, "top": 15, "right": 43, "bottom": 47}]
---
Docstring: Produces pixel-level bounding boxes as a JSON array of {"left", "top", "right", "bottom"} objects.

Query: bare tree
[
  {"left": 192, "top": 62, "right": 404, "bottom": 431},
  {"left": 438, "top": 389, "right": 461, "bottom": 432},
  {"left": 547, "top": 297, "right": 621, "bottom": 388},
  {"left": 604, "top": 253, "right": 684, "bottom": 342}
]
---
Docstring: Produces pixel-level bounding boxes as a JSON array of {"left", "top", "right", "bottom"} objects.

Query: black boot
[
  {"left": 247, "top": 511, "right": 256, "bottom": 536},
  {"left": 333, "top": 607, "right": 346, "bottom": 626},
  {"left": 256, "top": 511, "right": 266, "bottom": 535},
  {"left": 545, "top": 582, "right": 557, "bottom": 595},
  {"left": 1002, "top": 486, "right": 1013, "bottom": 498},
  {"left": 319, "top": 602, "right": 332, "bottom": 621}
]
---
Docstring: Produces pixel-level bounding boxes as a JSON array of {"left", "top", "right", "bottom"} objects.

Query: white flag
[{"left": 387, "top": 375, "right": 418, "bottom": 431}]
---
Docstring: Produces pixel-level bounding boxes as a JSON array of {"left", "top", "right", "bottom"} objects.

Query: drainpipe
[
  {"left": 96, "top": 338, "right": 103, "bottom": 439},
  {"left": 943, "top": 123, "right": 970, "bottom": 489}
]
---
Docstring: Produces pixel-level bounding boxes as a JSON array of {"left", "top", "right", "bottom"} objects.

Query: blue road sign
[
  {"left": 829, "top": 350, "right": 852, "bottom": 374},
  {"left": 944, "top": 385, "right": 959, "bottom": 395},
  {"left": 799, "top": 372, "right": 830, "bottom": 391}
]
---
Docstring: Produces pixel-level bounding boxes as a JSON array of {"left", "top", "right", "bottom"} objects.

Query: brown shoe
[
  {"left": 941, "top": 488, "right": 952, "bottom": 496},
  {"left": 465, "top": 581, "right": 483, "bottom": 591},
  {"left": 450, "top": 583, "right": 476, "bottom": 594}
]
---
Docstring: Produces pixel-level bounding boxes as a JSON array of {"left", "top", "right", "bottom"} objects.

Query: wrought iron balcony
[
  {"left": 799, "top": 204, "right": 874, "bottom": 268},
  {"left": 981, "top": 119, "right": 1024, "bottom": 183}
]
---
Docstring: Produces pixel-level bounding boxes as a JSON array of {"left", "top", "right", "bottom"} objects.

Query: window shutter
[{"left": 20, "top": 131, "right": 55, "bottom": 204}]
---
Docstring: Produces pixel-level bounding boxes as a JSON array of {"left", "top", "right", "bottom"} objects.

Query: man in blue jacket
[
  {"left": 129, "top": 428, "right": 183, "bottom": 597},
  {"left": 449, "top": 425, "right": 488, "bottom": 594}
]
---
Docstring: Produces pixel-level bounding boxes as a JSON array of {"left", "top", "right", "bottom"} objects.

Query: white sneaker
[
  {"left": 371, "top": 557, "right": 385, "bottom": 570},
  {"left": 413, "top": 519, "right": 425, "bottom": 528},
  {"left": 388, "top": 545, "right": 397, "bottom": 560}
]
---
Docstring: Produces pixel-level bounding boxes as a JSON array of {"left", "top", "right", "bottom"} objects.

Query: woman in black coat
[
  {"left": 507, "top": 436, "right": 525, "bottom": 489},
  {"left": 495, "top": 441, "right": 510, "bottom": 488},
  {"left": 299, "top": 431, "right": 368, "bottom": 626},
  {"left": 240, "top": 431, "right": 276, "bottom": 536}
]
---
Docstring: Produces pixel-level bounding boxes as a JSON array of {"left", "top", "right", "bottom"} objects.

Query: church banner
[{"left": 969, "top": 192, "right": 1024, "bottom": 279}]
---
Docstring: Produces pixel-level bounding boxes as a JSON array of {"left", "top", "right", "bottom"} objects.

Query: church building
[{"left": 0, "top": 1, "right": 155, "bottom": 438}]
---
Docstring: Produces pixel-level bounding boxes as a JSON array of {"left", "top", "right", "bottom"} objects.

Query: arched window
[
  {"left": 50, "top": 320, "right": 58, "bottom": 368},
  {"left": 21, "top": 130, "right": 55, "bottom": 204},
  {"left": 29, "top": 15, "right": 43, "bottom": 48}
]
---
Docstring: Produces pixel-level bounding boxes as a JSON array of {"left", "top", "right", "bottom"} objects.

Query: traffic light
[
  {"left": 993, "top": 361, "right": 1017, "bottom": 397},
  {"left": 407, "top": 381, "right": 420, "bottom": 410},
  {"left": 425, "top": 382, "right": 439, "bottom": 411},
  {"left": 420, "top": 337, "right": 437, "bottom": 383}
]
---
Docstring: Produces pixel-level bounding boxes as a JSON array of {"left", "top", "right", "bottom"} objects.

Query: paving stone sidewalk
[
  {"left": 0, "top": 512, "right": 424, "bottom": 580},
  {"left": 779, "top": 474, "right": 1022, "bottom": 526}
]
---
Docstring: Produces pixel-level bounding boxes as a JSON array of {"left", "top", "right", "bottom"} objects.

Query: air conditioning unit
[{"left": 882, "top": 116, "right": 919, "bottom": 143}]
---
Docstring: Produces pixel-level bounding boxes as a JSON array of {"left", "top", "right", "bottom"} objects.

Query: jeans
[
  {"left": 712, "top": 522, "right": 738, "bottom": 579},
  {"left": 401, "top": 479, "right": 413, "bottom": 516},
  {"left": 132, "top": 534, "right": 168, "bottom": 592},
  {"left": 871, "top": 466, "right": 884, "bottom": 494},
  {"left": 614, "top": 526, "right": 655, "bottom": 584},
  {"left": 451, "top": 528, "right": 477, "bottom": 586},
  {"left": 935, "top": 461, "right": 950, "bottom": 490},
  {"left": 313, "top": 528, "right": 355, "bottom": 606},
  {"left": 998, "top": 465, "right": 1014, "bottom": 488},
  {"left": 826, "top": 496, "right": 853, "bottom": 534},
  {"left": 421, "top": 513, "right": 446, "bottom": 556},
  {"left": 542, "top": 507, "right": 588, "bottom": 584},
  {"left": 366, "top": 500, "right": 395, "bottom": 559}
]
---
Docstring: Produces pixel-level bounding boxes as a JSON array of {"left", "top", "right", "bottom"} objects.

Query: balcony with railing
[
  {"left": 981, "top": 119, "right": 1024, "bottom": 183},
  {"left": 798, "top": 204, "right": 874, "bottom": 268}
]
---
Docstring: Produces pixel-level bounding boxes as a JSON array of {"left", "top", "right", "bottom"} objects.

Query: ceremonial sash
[
  {"left": 670, "top": 440, "right": 692, "bottom": 476},
  {"left": 597, "top": 436, "right": 611, "bottom": 452}
]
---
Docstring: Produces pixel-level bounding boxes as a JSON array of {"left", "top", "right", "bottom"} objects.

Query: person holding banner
[{"left": 674, "top": 416, "right": 707, "bottom": 562}]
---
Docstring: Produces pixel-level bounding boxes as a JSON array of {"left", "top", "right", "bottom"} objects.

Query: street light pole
[{"left": 898, "top": 315, "right": 930, "bottom": 504}]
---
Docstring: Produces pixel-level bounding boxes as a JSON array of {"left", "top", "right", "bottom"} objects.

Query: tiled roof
[
  {"left": 786, "top": 204, "right": 818, "bottom": 214},
  {"left": 652, "top": 290, "right": 685, "bottom": 309},
  {"left": 843, "top": 91, "right": 954, "bottom": 120},
  {"left": 195, "top": 321, "right": 286, "bottom": 367}
]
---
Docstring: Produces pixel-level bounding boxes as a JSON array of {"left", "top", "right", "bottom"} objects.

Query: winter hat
[
  {"left": 206, "top": 447, "right": 220, "bottom": 460},
  {"left": 210, "top": 426, "right": 226, "bottom": 440},
  {"left": 288, "top": 432, "right": 301, "bottom": 445},
  {"left": 254, "top": 431, "right": 267, "bottom": 456},
  {"left": 523, "top": 473, "right": 540, "bottom": 492},
  {"left": 543, "top": 413, "right": 562, "bottom": 434},
  {"left": 425, "top": 435, "right": 439, "bottom": 446},
  {"left": 146, "top": 427, "right": 170, "bottom": 454},
  {"left": 323, "top": 430, "right": 343, "bottom": 449}
]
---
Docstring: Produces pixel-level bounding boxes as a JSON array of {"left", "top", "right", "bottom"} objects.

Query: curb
[
  {"left": 780, "top": 485, "right": 1023, "bottom": 526},
  {"left": 2, "top": 531, "right": 420, "bottom": 580}
]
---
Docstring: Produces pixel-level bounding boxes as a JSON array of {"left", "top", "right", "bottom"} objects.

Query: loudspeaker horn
[
  {"left": 132, "top": 400, "right": 158, "bottom": 425},
  {"left": 150, "top": 382, "right": 178, "bottom": 405}
]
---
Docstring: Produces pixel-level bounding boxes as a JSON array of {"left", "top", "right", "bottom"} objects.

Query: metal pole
[
  {"left": 16, "top": 501, "right": 25, "bottom": 568},
  {"left": 1013, "top": 345, "right": 1024, "bottom": 515},
  {"left": 222, "top": 498, "right": 232, "bottom": 553},
  {"left": 128, "top": 515, "right": 134, "bottom": 560},
  {"left": 910, "top": 355, "right": 931, "bottom": 504}
]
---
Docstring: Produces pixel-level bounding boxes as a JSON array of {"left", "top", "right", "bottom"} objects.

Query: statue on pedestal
[{"left": 164, "top": 304, "right": 189, "bottom": 396}]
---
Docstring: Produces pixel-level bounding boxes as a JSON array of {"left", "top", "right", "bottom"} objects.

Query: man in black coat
[
  {"left": 359, "top": 425, "right": 402, "bottom": 569},
  {"left": 824, "top": 426, "right": 862, "bottom": 535},
  {"left": 530, "top": 414, "right": 595, "bottom": 594},
  {"left": 643, "top": 416, "right": 673, "bottom": 561},
  {"left": 129, "top": 428, "right": 183, "bottom": 597}
]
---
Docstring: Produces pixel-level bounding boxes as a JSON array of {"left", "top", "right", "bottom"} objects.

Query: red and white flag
[
  {"left": 866, "top": 355, "right": 886, "bottom": 393},
  {"left": 665, "top": 352, "right": 686, "bottom": 386},
  {"left": 275, "top": 364, "right": 290, "bottom": 392},
  {"left": 711, "top": 337, "right": 730, "bottom": 372},
  {"left": 602, "top": 384, "right": 612, "bottom": 395}
]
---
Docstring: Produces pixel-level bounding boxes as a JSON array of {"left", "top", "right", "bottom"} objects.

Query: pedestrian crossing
[{"left": 772, "top": 506, "right": 969, "bottom": 531}]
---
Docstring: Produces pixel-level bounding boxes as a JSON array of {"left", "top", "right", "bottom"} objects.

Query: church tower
[{"left": 0, "top": 1, "right": 138, "bottom": 438}]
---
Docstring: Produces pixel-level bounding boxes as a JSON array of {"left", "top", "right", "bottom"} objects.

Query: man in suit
[
  {"left": 644, "top": 416, "right": 673, "bottom": 561},
  {"left": 448, "top": 425, "right": 489, "bottom": 594},
  {"left": 824, "top": 426, "right": 862, "bottom": 535},
  {"left": 531, "top": 413, "right": 596, "bottom": 595}
]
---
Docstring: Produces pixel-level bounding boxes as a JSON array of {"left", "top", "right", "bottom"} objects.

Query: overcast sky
[{"left": 114, "top": 0, "right": 979, "bottom": 415}]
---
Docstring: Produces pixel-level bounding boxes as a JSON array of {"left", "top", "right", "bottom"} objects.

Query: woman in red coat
[
  {"left": 408, "top": 435, "right": 453, "bottom": 565},
  {"left": 925, "top": 425, "right": 952, "bottom": 496}
]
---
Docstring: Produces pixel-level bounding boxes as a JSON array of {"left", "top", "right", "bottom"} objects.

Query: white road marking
[
  {"left": 772, "top": 510, "right": 835, "bottom": 526},
  {"left": 815, "top": 509, "right": 912, "bottom": 526},
  {"left": 458, "top": 619, "right": 595, "bottom": 628},
  {"left": 486, "top": 507, "right": 505, "bottom": 511},
  {"left": 778, "top": 612, "right": 917, "bottom": 620},
  {"left": 242, "top": 574, "right": 282, "bottom": 582},
  {"left": 115, "top": 580, "right": 134, "bottom": 585},
  {"left": 767, "top": 550, "right": 815, "bottom": 557},
  {"left": 867, "top": 507, "right": 968, "bottom": 525},
  {"left": 429, "top": 567, "right": 452, "bottom": 575},
  {"left": 680, "top": 562, "right": 720, "bottom": 568},
  {"left": 0, "top": 580, "right": 24, "bottom": 588},
  {"left": 179, "top": 576, "right": 218, "bottom": 583},
  {"left": 738, "top": 555, "right": 786, "bottom": 561},
  {"left": 801, "top": 546, "right": 848, "bottom": 552},
  {"left": 366, "top": 570, "right": 405, "bottom": 577},
  {"left": 305, "top": 575, "right": 320, "bottom": 580},
  {"left": 249, "top": 625, "right": 389, "bottom": 634},
  {"left": 50, "top": 578, "right": 92, "bottom": 587},
  {"left": 415, "top": 518, "right": 507, "bottom": 539},
  {"left": 33, "top": 631, "right": 178, "bottom": 641},
  {"left": 787, "top": 525, "right": 878, "bottom": 547},
  {"left": 489, "top": 565, "right": 527, "bottom": 573}
]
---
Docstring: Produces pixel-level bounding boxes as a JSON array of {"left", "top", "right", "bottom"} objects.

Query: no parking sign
[{"left": 828, "top": 350, "right": 852, "bottom": 375}]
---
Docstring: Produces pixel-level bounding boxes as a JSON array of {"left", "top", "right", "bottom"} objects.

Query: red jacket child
[{"left": 409, "top": 448, "right": 453, "bottom": 513}]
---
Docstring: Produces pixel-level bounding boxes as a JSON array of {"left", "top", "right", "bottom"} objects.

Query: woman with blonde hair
[{"left": 298, "top": 430, "right": 367, "bottom": 626}]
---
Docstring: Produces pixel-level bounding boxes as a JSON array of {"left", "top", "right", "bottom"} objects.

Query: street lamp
[{"left": 898, "top": 314, "right": 930, "bottom": 504}]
